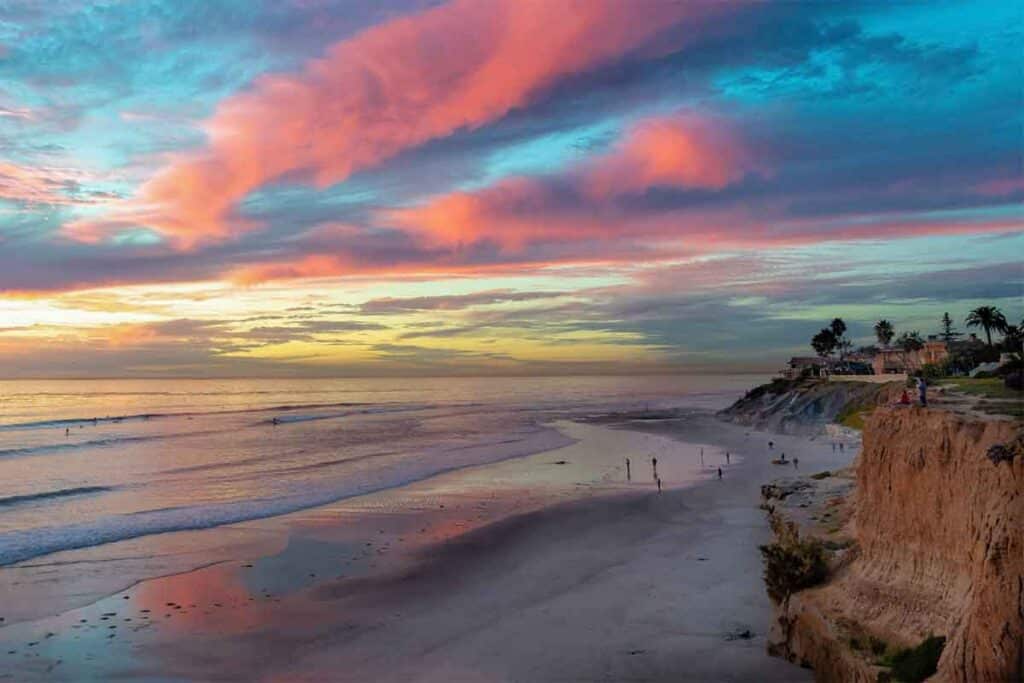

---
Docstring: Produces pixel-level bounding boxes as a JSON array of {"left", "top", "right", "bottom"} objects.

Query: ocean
[{"left": 0, "top": 375, "right": 758, "bottom": 569}]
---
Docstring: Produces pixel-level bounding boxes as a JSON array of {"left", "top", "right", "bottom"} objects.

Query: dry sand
[{"left": 0, "top": 413, "right": 858, "bottom": 681}]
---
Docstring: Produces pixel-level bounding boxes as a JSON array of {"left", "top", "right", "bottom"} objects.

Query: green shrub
[
  {"left": 1005, "top": 370, "right": 1023, "bottom": 391},
  {"left": 879, "top": 635, "right": 946, "bottom": 682},
  {"left": 809, "top": 470, "right": 832, "bottom": 480},
  {"left": 919, "top": 362, "right": 948, "bottom": 381},
  {"left": 759, "top": 536, "right": 829, "bottom": 604}
]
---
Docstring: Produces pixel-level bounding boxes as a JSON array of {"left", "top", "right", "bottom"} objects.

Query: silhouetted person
[
  {"left": 839, "top": 442, "right": 844, "bottom": 452},
  {"left": 65, "top": 427, "right": 69, "bottom": 437},
  {"left": 725, "top": 451, "right": 730, "bottom": 464},
  {"left": 626, "top": 457, "right": 631, "bottom": 481},
  {"left": 768, "top": 441, "right": 774, "bottom": 450},
  {"left": 793, "top": 457, "right": 799, "bottom": 470},
  {"left": 651, "top": 457, "right": 658, "bottom": 479},
  {"left": 917, "top": 377, "right": 928, "bottom": 407},
  {"left": 717, "top": 467, "right": 722, "bottom": 479},
  {"left": 656, "top": 477, "right": 662, "bottom": 493}
]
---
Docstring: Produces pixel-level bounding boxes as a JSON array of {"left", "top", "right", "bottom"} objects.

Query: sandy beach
[{"left": 0, "top": 411, "right": 858, "bottom": 682}]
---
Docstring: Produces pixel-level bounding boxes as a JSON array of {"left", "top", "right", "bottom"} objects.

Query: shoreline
[{"left": 0, "top": 411, "right": 853, "bottom": 681}]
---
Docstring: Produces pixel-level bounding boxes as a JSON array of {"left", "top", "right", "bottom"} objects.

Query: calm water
[{"left": 0, "top": 375, "right": 759, "bottom": 566}]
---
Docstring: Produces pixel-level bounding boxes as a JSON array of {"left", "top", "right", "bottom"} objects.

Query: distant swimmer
[
  {"left": 717, "top": 467, "right": 723, "bottom": 479},
  {"left": 626, "top": 457, "right": 631, "bottom": 481}
]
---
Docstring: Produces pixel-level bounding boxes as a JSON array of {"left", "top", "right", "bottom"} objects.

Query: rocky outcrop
[
  {"left": 764, "top": 407, "right": 1023, "bottom": 681},
  {"left": 721, "top": 378, "right": 902, "bottom": 435}
]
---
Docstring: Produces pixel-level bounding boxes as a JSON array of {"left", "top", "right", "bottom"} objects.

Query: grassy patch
[
  {"left": 836, "top": 404, "right": 868, "bottom": 430},
  {"left": 939, "top": 378, "right": 1022, "bottom": 400},
  {"left": 743, "top": 377, "right": 803, "bottom": 401},
  {"left": 809, "top": 470, "right": 832, "bottom": 480}
]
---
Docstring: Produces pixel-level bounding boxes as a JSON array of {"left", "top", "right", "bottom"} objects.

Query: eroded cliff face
[
  {"left": 721, "top": 379, "right": 902, "bottom": 435},
  {"left": 767, "top": 408, "right": 1023, "bottom": 682}
]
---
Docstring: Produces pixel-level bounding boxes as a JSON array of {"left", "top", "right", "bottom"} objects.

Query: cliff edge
[{"left": 763, "top": 407, "right": 1022, "bottom": 681}]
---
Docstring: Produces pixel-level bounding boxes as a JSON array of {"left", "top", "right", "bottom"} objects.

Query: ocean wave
[
  {"left": 0, "top": 486, "right": 112, "bottom": 509},
  {"left": 0, "top": 426, "right": 574, "bottom": 566},
  {"left": 261, "top": 403, "right": 433, "bottom": 425},
  {"left": 0, "top": 431, "right": 220, "bottom": 459},
  {"left": 0, "top": 401, "right": 373, "bottom": 431}
]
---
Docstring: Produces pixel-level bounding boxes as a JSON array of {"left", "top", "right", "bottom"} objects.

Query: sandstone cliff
[{"left": 764, "top": 408, "right": 1022, "bottom": 681}]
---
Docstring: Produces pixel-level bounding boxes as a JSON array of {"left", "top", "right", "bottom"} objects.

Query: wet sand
[{"left": 0, "top": 413, "right": 858, "bottom": 681}]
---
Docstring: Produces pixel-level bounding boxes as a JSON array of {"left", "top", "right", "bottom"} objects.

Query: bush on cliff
[
  {"left": 759, "top": 534, "right": 829, "bottom": 605},
  {"left": 879, "top": 635, "right": 946, "bottom": 682},
  {"left": 1005, "top": 370, "right": 1023, "bottom": 391}
]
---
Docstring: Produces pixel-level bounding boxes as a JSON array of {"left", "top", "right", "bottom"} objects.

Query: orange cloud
[{"left": 67, "top": 0, "right": 732, "bottom": 248}]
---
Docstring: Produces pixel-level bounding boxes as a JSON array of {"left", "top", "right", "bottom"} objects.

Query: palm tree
[
  {"left": 965, "top": 306, "right": 1008, "bottom": 347},
  {"left": 874, "top": 319, "right": 894, "bottom": 348}
]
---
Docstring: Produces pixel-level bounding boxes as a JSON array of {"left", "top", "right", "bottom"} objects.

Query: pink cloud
[
  {"left": 388, "top": 112, "right": 760, "bottom": 247},
  {"left": 0, "top": 161, "right": 73, "bottom": 205},
  {"left": 583, "top": 115, "right": 754, "bottom": 198},
  {"left": 67, "top": 0, "right": 733, "bottom": 248}
]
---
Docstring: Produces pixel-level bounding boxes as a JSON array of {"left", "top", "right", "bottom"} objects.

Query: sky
[{"left": 0, "top": 0, "right": 1021, "bottom": 377}]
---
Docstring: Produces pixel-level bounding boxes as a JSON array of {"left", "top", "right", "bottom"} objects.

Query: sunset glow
[{"left": 1, "top": 0, "right": 1021, "bottom": 376}]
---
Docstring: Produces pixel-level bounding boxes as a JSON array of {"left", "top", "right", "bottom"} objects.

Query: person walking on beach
[
  {"left": 651, "top": 457, "right": 658, "bottom": 479},
  {"left": 768, "top": 440, "right": 774, "bottom": 450},
  {"left": 793, "top": 457, "right": 799, "bottom": 470},
  {"left": 917, "top": 377, "right": 928, "bottom": 407},
  {"left": 717, "top": 467, "right": 722, "bottom": 479},
  {"left": 725, "top": 451, "right": 730, "bottom": 464},
  {"left": 656, "top": 477, "right": 662, "bottom": 493},
  {"left": 626, "top": 457, "right": 631, "bottom": 481}
]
